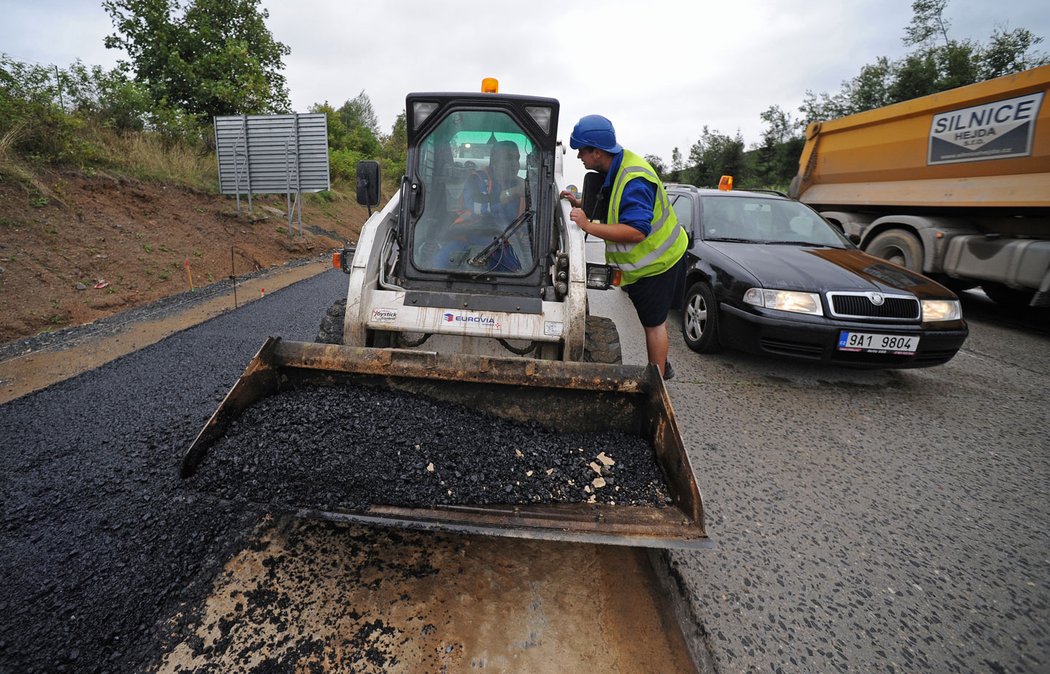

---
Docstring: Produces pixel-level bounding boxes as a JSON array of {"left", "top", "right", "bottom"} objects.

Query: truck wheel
[
  {"left": 583, "top": 315, "right": 622, "bottom": 364},
  {"left": 982, "top": 283, "right": 1035, "bottom": 309},
  {"left": 866, "top": 230, "right": 923, "bottom": 272},
  {"left": 682, "top": 282, "right": 721, "bottom": 353},
  {"left": 316, "top": 298, "right": 346, "bottom": 344}
]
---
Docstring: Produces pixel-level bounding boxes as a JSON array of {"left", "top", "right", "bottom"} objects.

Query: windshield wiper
[
  {"left": 705, "top": 236, "right": 760, "bottom": 243},
  {"left": 469, "top": 172, "right": 533, "bottom": 275},
  {"left": 764, "top": 240, "right": 833, "bottom": 247}
]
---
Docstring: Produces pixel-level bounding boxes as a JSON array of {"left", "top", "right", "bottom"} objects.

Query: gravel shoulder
[{"left": 0, "top": 257, "right": 331, "bottom": 404}]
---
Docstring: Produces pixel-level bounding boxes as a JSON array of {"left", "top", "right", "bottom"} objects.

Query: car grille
[
  {"left": 827, "top": 292, "right": 919, "bottom": 320},
  {"left": 760, "top": 338, "right": 824, "bottom": 359}
]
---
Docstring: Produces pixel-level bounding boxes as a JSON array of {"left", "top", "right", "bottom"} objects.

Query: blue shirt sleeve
[{"left": 617, "top": 178, "right": 656, "bottom": 237}]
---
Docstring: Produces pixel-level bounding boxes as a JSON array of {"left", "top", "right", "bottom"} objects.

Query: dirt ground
[{"left": 0, "top": 168, "right": 369, "bottom": 345}]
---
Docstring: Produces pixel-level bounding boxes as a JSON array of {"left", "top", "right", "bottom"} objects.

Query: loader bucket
[{"left": 181, "top": 338, "right": 710, "bottom": 549}]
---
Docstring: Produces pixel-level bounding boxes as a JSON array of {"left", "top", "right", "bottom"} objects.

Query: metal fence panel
[{"left": 214, "top": 114, "right": 331, "bottom": 195}]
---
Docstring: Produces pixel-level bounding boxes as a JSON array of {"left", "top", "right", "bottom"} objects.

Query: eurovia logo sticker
[{"left": 442, "top": 312, "right": 501, "bottom": 330}]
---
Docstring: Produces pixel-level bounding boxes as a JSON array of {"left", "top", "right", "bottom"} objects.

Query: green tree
[
  {"left": 103, "top": 0, "right": 290, "bottom": 121},
  {"left": 644, "top": 153, "right": 666, "bottom": 178},
  {"left": 380, "top": 110, "right": 407, "bottom": 177},
  {"left": 801, "top": 0, "right": 1048, "bottom": 124},
  {"left": 310, "top": 93, "right": 396, "bottom": 183},
  {"left": 981, "top": 27, "right": 1048, "bottom": 78},
  {"left": 336, "top": 91, "right": 380, "bottom": 158},
  {"left": 685, "top": 127, "right": 745, "bottom": 187},
  {"left": 339, "top": 91, "right": 380, "bottom": 138},
  {"left": 886, "top": 50, "right": 940, "bottom": 102},
  {"left": 844, "top": 57, "right": 895, "bottom": 111},
  {"left": 904, "top": 0, "right": 951, "bottom": 47},
  {"left": 749, "top": 105, "right": 805, "bottom": 189}
]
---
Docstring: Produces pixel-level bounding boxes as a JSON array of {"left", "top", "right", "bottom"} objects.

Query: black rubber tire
[
  {"left": 982, "top": 283, "right": 1035, "bottom": 309},
  {"left": 939, "top": 277, "right": 977, "bottom": 293},
  {"left": 583, "top": 315, "right": 622, "bottom": 364},
  {"left": 866, "top": 230, "right": 924, "bottom": 272},
  {"left": 681, "top": 281, "right": 721, "bottom": 354},
  {"left": 315, "top": 298, "right": 346, "bottom": 344}
]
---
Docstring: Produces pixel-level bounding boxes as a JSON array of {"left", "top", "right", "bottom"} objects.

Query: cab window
[{"left": 411, "top": 110, "right": 537, "bottom": 275}]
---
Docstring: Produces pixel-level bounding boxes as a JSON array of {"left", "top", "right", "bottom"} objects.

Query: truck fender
[{"left": 861, "top": 215, "right": 975, "bottom": 274}]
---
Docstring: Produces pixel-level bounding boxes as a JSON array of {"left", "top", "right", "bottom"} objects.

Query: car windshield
[
  {"left": 700, "top": 195, "right": 848, "bottom": 247},
  {"left": 410, "top": 110, "right": 538, "bottom": 275}
]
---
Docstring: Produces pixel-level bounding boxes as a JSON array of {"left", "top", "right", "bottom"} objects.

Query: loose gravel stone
[{"left": 189, "top": 384, "right": 672, "bottom": 510}]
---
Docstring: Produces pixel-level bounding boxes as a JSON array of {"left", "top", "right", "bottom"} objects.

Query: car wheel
[
  {"left": 866, "top": 230, "right": 923, "bottom": 272},
  {"left": 682, "top": 282, "right": 721, "bottom": 354}
]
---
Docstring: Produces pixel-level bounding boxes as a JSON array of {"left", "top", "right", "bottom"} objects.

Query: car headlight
[
  {"left": 921, "top": 299, "right": 962, "bottom": 321},
  {"left": 743, "top": 288, "right": 823, "bottom": 316}
]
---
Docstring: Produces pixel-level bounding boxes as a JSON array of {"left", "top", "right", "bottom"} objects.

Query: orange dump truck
[{"left": 789, "top": 65, "right": 1050, "bottom": 308}]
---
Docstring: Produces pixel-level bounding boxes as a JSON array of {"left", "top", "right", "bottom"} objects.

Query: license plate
[{"left": 837, "top": 331, "right": 919, "bottom": 354}]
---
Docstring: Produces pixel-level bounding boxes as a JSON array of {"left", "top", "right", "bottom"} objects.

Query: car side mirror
[
  {"left": 849, "top": 233, "right": 861, "bottom": 245},
  {"left": 355, "top": 160, "right": 381, "bottom": 208},
  {"left": 581, "top": 171, "right": 603, "bottom": 221}
]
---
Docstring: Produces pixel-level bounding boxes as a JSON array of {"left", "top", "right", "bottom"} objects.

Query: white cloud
[{"left": 2, "top": 0, "right": 1048, "bottom": 182}]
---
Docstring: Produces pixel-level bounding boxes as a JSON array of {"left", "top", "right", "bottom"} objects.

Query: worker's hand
[
  {"left": 501, "top": 181, "right": 525, "bottom": 202},
  {"left": 570, "top": 207, "right": 589, "bottom": 231},
  {"left": 559, "top": 190, "right": 581, "bottom": 209}
]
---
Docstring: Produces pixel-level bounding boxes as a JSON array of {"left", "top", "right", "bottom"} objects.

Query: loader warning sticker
[{"left": 928, "top": 92, "right": 1043, "bottom": 165}]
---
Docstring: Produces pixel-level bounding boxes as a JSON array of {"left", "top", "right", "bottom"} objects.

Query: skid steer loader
[{"left": 182, "top": 82, "right": 709, "bottom": 549}]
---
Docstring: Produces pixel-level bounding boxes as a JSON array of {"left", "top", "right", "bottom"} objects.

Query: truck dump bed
[
  {"left": 182, "top": 338, "right": 709, "bottom": 550},
  {"left": 791, "top": 65, "right": 1050, "bottom": 209}
]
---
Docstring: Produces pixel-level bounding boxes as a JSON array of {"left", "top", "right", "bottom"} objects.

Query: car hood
[{"left": 705, "top": 243, "right": 950, "bottom": 297}]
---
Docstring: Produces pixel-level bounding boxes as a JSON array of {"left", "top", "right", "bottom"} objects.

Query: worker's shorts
[{"left": 623, "top": 254, "right": 687, "bottom": 328}]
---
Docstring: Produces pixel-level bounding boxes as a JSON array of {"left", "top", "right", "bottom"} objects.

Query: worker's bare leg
[{"left": 642, "top": 322, "right": 669, "bottom": 377}]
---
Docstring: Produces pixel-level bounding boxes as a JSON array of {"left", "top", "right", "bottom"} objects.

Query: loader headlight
[
  {"left": 526, "top": 106, "right": 553, "bottom": 133},
  {"left": 413, "top": 101, "right": 439, "bottom": 128},
  {"left": 586, "top": 264, "right": 620, "bottom": 290},
  {"left": 743, "top": 288, "right": 823, "bottom": 316},
  {"left": 921, "top": 299, "right": 962, "bottom": 321}
]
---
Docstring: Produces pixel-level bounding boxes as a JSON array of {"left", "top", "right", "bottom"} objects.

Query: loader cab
[{"left": 398, "top": 93, "right": 559, "bottom": 293}]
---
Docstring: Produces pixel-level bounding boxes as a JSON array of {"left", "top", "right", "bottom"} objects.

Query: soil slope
[{"left": 0, "top": 169, "right": 368, "bottom": 345}]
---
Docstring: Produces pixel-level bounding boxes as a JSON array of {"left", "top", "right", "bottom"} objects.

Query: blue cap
[{"left": 569, "top": 114, "right": 622, "bottom": 154}]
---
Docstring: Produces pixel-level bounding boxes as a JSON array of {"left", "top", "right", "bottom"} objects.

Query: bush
[
  {"left": 0, "top": 55, "right": 215, "bottom": 189},
  {"left": 329, "top": 148, "right": 366, "bottom": 183}
]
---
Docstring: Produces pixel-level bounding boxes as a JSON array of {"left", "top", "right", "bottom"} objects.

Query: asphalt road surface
[
  {"left": 591, "top": 273, "right": 1049, "bottom": 672},
  {"left": 1, "top": 263, "right": 1048, "bottom": 673}
]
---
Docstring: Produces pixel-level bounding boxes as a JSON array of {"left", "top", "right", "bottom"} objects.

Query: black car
[{"left": 666, "top": 184, "right": 968, "bottom": 368}]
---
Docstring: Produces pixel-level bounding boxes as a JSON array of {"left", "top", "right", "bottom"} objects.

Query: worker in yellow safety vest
[{"left": 560, "top": 114, "right": 687, "bottom": 381}]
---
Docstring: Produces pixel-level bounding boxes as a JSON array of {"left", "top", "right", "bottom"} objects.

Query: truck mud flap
[{"left": 181, "top": 338, "right": 710, "bottom": 550}]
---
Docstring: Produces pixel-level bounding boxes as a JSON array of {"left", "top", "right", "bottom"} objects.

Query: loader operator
[
  {"left": 560, "top": 114, "right": 687, "bottom": 381},
  {"left": 458, "top": 140, "right": 526, "bottom": 225},
  {"left": 438, "top": 140, "right": 526, "bottom": 273}
]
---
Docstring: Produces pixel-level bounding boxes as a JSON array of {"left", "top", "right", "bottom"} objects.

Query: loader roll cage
[{"left": 397, "top": 93, "right": 560, "bottom": 294}]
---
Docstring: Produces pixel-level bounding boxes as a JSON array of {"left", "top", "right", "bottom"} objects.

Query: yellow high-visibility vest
[{"left": 605, "top": 150, "right": 687, "bottom": 285}]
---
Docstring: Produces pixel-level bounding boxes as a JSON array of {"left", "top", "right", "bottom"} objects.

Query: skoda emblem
[{"left": 867, "top": 292, "right": 885, "bottom": 306}]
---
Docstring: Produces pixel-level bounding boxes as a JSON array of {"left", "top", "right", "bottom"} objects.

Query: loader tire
[
  {"left": 316, "top": 298, "right": 346, "bottom": 344},
  {"left": 583, "top": 315, "right": 622, "bottom": 364}
]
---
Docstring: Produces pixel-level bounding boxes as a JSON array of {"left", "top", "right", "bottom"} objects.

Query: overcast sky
[{"left": 3, "top": 0, "right": 1048, "bottom": 185}]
